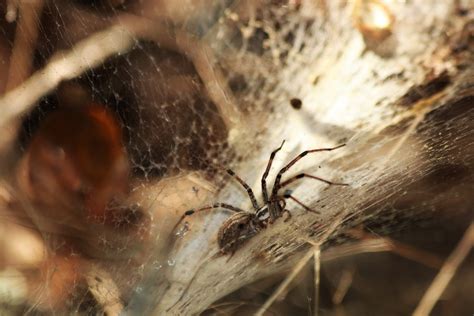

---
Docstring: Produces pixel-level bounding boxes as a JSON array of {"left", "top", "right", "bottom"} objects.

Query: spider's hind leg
[
  {"left": 283, "top": 190, "right": 320, "bottom": 214},
  {"left": 282, "top": 209, "right": 292, "bottom": 222},
  {"left": 279, "top": 173, "right": 348, "bottom": 189}
]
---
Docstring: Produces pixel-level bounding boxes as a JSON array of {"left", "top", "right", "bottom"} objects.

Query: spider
[{"left": 174, "top": 141, "right": 348, "bottom": 255}]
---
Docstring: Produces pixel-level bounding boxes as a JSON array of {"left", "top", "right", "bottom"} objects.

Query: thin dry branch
[
  {"left": 254, "top": 246, "right": 316, "bottom": 316},
  {"left": 251, "top": 229, "right": 451, "bottom": 314},
  {"left": 116, "top": 14, "right": 242, "bottom": 127},
  {"left": 313, "top": 248, "right": 321, "bottom": 316},
  {"left": 0, "top": 24, "right": 135, "bottom": 128},
  {"left": 413, "top": 223, "right": 474, "bottom": 316},
  {"left": 5, "top": 0, "right": 19, "bottom": 22},
  {"left": 347, "top": 229, "right": 444, "bottom": 269},
  {"left": 255, "top": 216, "right": 345, "bottom": 316},
  {"left": 321, "top": 237, "right": 443, "bottom": 270},
  {"left": 5, "top": 0, "right": 45, "bottom": 91},
  {"left": 0, "top": 13, "right": 240, "bottom": 132},
  {"left": 332, "top": 268, "right": 355, "bottom": 305}
]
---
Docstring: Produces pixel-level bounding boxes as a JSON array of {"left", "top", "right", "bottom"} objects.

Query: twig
[
  {"left": 389, "top": 238, "right": 443, "bottom": 270},
  {"left": 0, "top": 13, "right": 240, "bottom": 130},
  {"left": 332, "top": 268, "right": 355, "bottom": 305},
  {"left": 313, "top": 247, "right": 321, "bottom": 316},
  {"left": 0, "top": 24, "right": 136, "bottom": 128},
  {"left": 254, "top": 246, "right": 315, "bottom": 316},
  {"left": 321, "top": 236, "right": 443, "bottom": 270},
  {"left": 321, "top": 239, "right": 392, "bottom": 262},
  {"left": 347, "top": 229, "right": 444, "bottom": 269},
  {"left": 0, "top": 0, "right": 45, "bottom": 154},
  {"left": 117, "top": 14, "right": 242, "bottom": 128},
  {"left": 413, "top": 222, "right": 474, "bottom": 316},
  {"left": 5, "top": 0, "right": 19, "bottom": 22},
  {"left": 255, "top": 216, "right": 344, "bottom": 316},
  {"left": 175, "top": 31, "right": 242, "bottom": 127},
  {"left": 5, "top": 0, "right": 45, "bottom": 91}
]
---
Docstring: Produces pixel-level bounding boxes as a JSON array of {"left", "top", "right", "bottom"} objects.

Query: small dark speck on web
[
  {"left": 312, "top": 75, "right": 320, "bottom": 85},
  {"left": 290, "top": 98, "right": 303, "bottom": 110}
]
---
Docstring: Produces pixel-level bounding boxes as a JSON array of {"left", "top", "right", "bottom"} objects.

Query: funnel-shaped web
[{"left": 0, "top": 0, "right": 473, "bottom": 315}]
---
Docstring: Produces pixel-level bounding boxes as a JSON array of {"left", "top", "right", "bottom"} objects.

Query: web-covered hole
[
  {"left": 159, "top": 4, "right": 474, "bottom": 309},
  {"left": 7, "top": 15, "right": 243, "bottom": 314},
  {"left": 82, "top": 42, "right": 233, "bottom": 180},
  {"left": 19, "top": 43, "right": 234, "bottom": 181}
]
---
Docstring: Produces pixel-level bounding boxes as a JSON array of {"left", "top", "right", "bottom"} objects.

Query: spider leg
[
  {"left": 226, "top": 169, "right": 259, "bottom": 211},
  {"left": 225, "top": 250, "right": 237, "bottom": 261},
  {"left": 173, "top": 203, "right": 245, "bottom": 233},
  {"left": 270, "top": 143, "right": 346, "bottom": 199},
  {"left": 261, "top": 140, "right": 285, "bottom": 204},
  {"left": 279, "top": 173, "right": 348, "bottom": 189},
  {"left": 283, "top": 191, "right": 320, "bottom": 214},
  {"left": 282, "top": 209, "right": 292, "bottom": 222}
]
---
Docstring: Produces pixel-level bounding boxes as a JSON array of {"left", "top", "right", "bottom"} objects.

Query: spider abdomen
[{"left": 217, "top": 212, "right": 261, "bottom": 254}]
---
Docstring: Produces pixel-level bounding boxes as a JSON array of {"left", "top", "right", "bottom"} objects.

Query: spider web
[{"left": 0, "top": 0, "right": 473, "bottom": 315}]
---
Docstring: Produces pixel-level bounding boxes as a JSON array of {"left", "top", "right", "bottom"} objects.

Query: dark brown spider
[{"left": 174, "top": 141, "right": 348, "bottom": 255}]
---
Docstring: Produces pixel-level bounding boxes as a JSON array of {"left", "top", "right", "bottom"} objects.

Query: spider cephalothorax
[{"left": 175, "top": 141, "right": 348, "bottom": 255}]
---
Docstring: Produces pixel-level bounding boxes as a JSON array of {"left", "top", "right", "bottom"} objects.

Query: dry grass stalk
[
  {"left": 413, "top": 223, "right": 474, "bottom": 316},
  {"left": 313, "top": 247, "right": 321, "bottom": 316},
  {"left": 5, "top": 0, "right": 45, "bottom": 91}
]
